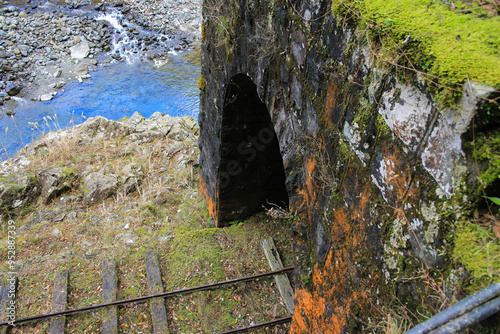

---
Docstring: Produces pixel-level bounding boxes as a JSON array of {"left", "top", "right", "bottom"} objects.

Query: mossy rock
[{"left": 333, "top": 0, "right": 500, "bottom": 98}]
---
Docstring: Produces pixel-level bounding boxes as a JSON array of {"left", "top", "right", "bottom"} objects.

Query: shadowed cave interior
[{"left": 217, "top": 73, "right": 289, "bottom": 226}]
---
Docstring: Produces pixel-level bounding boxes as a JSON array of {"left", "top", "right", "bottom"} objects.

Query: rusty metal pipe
[{"left": 216, "top": 316, "right": 293, "bottom": 334}]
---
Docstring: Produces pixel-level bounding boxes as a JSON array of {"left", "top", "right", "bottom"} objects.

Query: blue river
[{"left": 0, "top": 50, "right": 200, "bottom": 161}]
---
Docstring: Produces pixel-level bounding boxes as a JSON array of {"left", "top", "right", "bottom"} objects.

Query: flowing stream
[{"left": 0, "top": 9, "right": 200, "bottom": 161}]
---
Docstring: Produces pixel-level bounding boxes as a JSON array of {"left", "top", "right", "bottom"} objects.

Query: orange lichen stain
[
  {"left": 270, "top": 96, "right": 276, "bottom": 118},
  {"left": 292, "top": 166, "right": 381, "bottom": 333},
  {"left": 198, "top": 173, "right": 218, "bottom": 224},
  {"left": 294, "top": 156, "right": 319, "bottom": 216},
  {"left": 323, "top": 76, "right": 341, "bottom": 132},
  {"left": 292, "top": 233, "right": 369, "bottom": 333},
  {"left": 376, "top": 143, "right": 419, "bottom": 205}
]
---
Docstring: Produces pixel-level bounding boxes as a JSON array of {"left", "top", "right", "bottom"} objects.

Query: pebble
[
  {"left": 0, "top": 0, "right": 202, "bottom": 100},
  {"left": 51, "top": 228, "right": 62, "bottom": 237}
]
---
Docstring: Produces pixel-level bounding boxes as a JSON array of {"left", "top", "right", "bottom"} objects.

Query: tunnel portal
[{"left": 217, "top": 73, "right": 289, "bottom": 225}]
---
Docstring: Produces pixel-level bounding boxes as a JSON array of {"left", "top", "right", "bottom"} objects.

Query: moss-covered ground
[{"left": 0, "top": 183, "right": 293, "bottom": 333}]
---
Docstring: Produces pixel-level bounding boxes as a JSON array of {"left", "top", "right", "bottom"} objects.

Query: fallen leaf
[{"left": 493, "top": 225, "right": 500, "bottom": 239}]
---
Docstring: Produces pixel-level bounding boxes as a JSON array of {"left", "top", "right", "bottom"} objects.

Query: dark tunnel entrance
[{"left": 217, "top": 74, "right": 289, "bottom": 226}]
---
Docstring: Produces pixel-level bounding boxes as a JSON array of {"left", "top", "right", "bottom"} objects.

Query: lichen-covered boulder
[
  {"left": 82, "top": 172, "right": 118, "bottom": 204},
  {"left": 0, "top": 172, "right": 40, "bottom": 218},
  {"left": 119, "top": 163, "right": 144, "bottom": 195},
  {"left": 40, "top": 167, "right": 78, "bottom": 204}
]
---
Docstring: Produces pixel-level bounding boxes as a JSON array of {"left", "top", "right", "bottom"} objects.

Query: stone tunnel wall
[{"left": 198, "top": 0, "right": 498, "bottom": 332}]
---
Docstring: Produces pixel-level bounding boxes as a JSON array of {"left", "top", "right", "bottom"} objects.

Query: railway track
[{"left": 0, "top": 238, "right": 294, "bottom": 333}]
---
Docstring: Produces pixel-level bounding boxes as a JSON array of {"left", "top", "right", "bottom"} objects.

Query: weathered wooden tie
[
  {"left": 0, "top": 277, "right": 17, "bottom": 334},
  {"left": 49, "top": 270, "right": 68, "bottom": 334},
  {"left": 261, "top": 237, "right": 294, "bottom": 314},
  {"left": 102, "top": 259, "right": 118, "bottom": 334},
  {"left": 144, "top": 250, "right": 170, "bottom": 334}
]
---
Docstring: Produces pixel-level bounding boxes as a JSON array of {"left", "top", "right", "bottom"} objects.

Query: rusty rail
[
  {"left": 0, "top": 265, "right": 294, "bottom": 327},
  {"left": 216, "top": 316, "right": 293, "bottom": 333}
]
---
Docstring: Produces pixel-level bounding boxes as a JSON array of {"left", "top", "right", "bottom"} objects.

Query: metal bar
[
  {"left": 428, "top": 296, "right": 500, "bottom": 334},
  {"left": 405, "top": 282, "right": 500, "bottom": 334},
  {"left": 0, "top": 266, "right": 294, "bottom": 326},
  {"left": 216, "top": 316, "right": 293, "bottom": 334}
]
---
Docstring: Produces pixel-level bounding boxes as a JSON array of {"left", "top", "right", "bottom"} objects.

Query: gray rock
[
  {"left": 66, "top": 211, "right": 78, "bottom": 220},
  {"left": 6, "top": 84, "right": 21, "bottom": 96},
  {"left": 166, "top": 141, "right": 185, "bottom": 157},
  {"left": 0, "top": 172, "right": 41, "bottom": 215},
  {"left": 53, "top": 213, "right": 66, "bottom": 222},
  {"left": 128, "top": 111, "right": 145, "bottom": 126},
  {"left": 158, "top": 235, "right": 172, "bottom": 242},
  {"left": 73, "top": 62, "right": 88, "bottom": 76},
  {"left": 40, "top": 92, "right": 56, "bottom": 102},
  {"left": 167, "top": 122, "right": 195, "bottom": 142},
  {"left": 69, "top": 38, "right": 90, "bottom": 59},
  {"left": 40, "top": 167, "right": 77, "bottom": 204},
  {"left": 54, "top": 81, "right": 66, "bottom": 89},
  {"left": 119, "top": 163, "right": 143, "bottom": 194},
  {"left": 181, "top": 115, "right": 199, "bottom": 135},
  {"left": 51, "top": 228, "right": 62, "bottom": 237},
  {"left": 80, "top": 240, "right": 92, "bottom": 248},
  {"left": 82, "top": 172, "right": 118, "bottom": 203},
  {"left": 3, "top": 6, "right": 17, "bottom": 13},
  {"left": 116, "top": 231, "right": 135, "bottom": 245},
  {"left": 79, "top": 116, "right": 133, "bottom": 139}
]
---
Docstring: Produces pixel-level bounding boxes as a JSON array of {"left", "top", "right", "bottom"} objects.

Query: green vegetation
[
  {"left": 0, "top": 112, "right": 293, "bottom": 333},
  {"left": 333, "top": 0, "right": 500, "bottom": 101},
  {"left": 474, "top": 133, "right": 500, "bottom": 195},
  {"left": 454, "top": 221, "right": 500, "bottom": 292}
]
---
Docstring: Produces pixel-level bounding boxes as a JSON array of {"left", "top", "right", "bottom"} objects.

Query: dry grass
[{"left": 0, "top": 116, "right": 294, "bottom": 333}]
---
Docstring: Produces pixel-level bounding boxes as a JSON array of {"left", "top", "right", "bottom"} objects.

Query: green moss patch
[
  {"left": 454, "top": 221, "right": 500, "bottom": 291},
  {"left": 334, "top": 0, "right": 500, "bottom": 88},
  {"left": 474, "top": 133, "right": 500, "bottom": 194}
]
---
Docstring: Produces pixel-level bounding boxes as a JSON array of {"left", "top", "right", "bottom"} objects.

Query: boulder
[
  {"left": 69, "top": 38, "right": 90, "bottom": 59},
  {"left": 181, "top": 116, "right": 200, "bottom": 136},
  {"left": 119, "top": 163, "right": 143, "bottom": 194},
  {"left": 78, "top": 116, "right": 133, "bottom": 140},
  {"left": 82, "top": 172, "right": 118, "bottom": 203},
  {"left": 40, "top": 92, "right": 56, "bottom": 102},
  {"left": 167, "top": 122, "right": 196, "bottom": 142},
  {"left": 73, "top": 62, "right": 88, "bottom": 76},
  {"left": 40, "top": 167, "right": 78, "bottom": 204},
  {"left": 0, "top": 172, "right": 40, "bottom": 216},
  {"left": 51, "top": 228, "right": 62, "bottom": 237},
  {"left": 127, "top": 111, "right": 145, "bottom": 126},
  {"left": 6, "top": 84, "right": 22, "bottom": 96}
]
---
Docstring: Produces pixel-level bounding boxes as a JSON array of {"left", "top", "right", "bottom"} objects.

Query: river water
[{"left": 0, "top": 8, "right": 201, "bottom": 161}]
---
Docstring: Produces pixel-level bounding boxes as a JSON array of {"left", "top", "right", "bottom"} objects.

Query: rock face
[{"left": 198, "top": 0, "right": 499, "bottom": 332}]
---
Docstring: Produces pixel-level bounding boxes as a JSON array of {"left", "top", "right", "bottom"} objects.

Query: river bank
[{"left": 0, "top": 0, "right": 202, "bottom": 112}]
